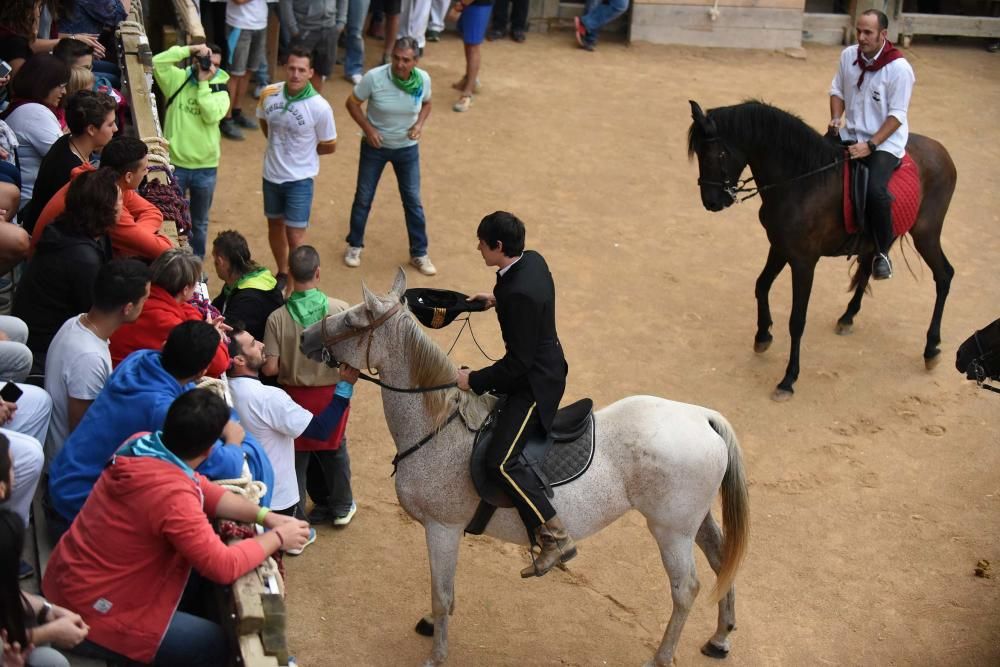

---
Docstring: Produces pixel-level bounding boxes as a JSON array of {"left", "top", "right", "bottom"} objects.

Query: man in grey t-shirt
[
  {"left": 343, "top": 37, "right": 436, "bottom": 276},
  {"left": 44, "top": 260, "right": 150, "bottom": 459}
]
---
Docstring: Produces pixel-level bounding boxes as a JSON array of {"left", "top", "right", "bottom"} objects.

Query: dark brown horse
[{"left": 688, "top": 100, "right": 957, "bottom": 400}]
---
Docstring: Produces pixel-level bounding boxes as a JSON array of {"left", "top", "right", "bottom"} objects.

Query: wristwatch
[{"left": 866, "top": 140, "right": 877, "bottom": 153}]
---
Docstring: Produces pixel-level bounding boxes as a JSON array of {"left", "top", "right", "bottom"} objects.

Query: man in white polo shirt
[
  {"left": 829, "top": 8, "right": 914, "bottom": 281},
  {"left": 343, "top": 36, "right": 436, "bottom": 276},
  {"left": 257, "top": 48, "right": 337, "bottom": 292}
]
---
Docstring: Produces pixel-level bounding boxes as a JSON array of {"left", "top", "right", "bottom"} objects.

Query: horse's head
[
  {"left": 688, "top": 100, "right": 747, "bottom": 212},
  {"left": 300, "top": 268, "right": 408, "bottom": 372},
  {"left": 956, "top": 317, "right": 1000, "bottom": 382}
]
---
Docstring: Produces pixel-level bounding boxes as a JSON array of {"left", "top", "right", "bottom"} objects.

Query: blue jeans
[
  {"left": 581, "top": 0, "right": 630, "bottom": 39},
  {"left": 173, "top": 167, "right": 218, "bottom": 258},
  {"left": 345, "top": 0, "right": 373, "bottom": 77},
  {"left": 347, "top": 141, "right": 428, "bottom": 256},
  {"left": 75, "top": 612, "right": 226, "bottom": 666}
]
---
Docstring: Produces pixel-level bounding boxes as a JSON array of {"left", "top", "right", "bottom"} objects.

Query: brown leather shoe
[{"left": 520, "top": 516, "right": 577, "bottom": 578}]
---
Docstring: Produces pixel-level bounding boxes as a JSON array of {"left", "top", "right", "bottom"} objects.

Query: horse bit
[{"left": 968, "top": 330, "right": 1000, "bottom": 395}]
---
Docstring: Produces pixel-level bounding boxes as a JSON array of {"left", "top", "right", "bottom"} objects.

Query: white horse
[{"left": 300, "top": 270, "right": 751, "bottom": 667}]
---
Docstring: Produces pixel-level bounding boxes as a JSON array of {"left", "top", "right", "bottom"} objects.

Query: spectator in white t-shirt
[
  {"left": 44, "top": 259, "right": 151, "bottom": 460},
  {"left": 227, "top": 327, "right": 358, "bottom": 554},
  {"left": 0, "top": 54, "right": 71, "bottom": 214},
  {"left": 256, "top": 48, "right": 336, "bottom": 292},
  {"left": 221, "top": 0, "right": 269, "bottom": 141}
]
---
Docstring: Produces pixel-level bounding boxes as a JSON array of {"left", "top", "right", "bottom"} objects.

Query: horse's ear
[
  {"left": 362, "top": 281, "right": 380, "bottom": 313},
  {"left": 690, "top": 100, "right": 716, "bottom": 135},
  {"left": 389, "top": 267, "right": 407, "bottom": 299}
]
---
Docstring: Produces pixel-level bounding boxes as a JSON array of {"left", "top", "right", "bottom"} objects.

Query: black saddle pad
[{"left": 469, "top": 399, "right": 596, "bottom": 508}]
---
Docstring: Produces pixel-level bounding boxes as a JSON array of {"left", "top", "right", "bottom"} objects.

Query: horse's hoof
[
  {"left": 753, "top": 339, "right": 772, "bottom": 353},
  {"left": 415, "top": 616, "right": 434, "bottom": 637},
  {"left": 924, "top": 351, "right": 941, "bottom": 370},
  {"left": 835, "top": 321, "right": 853, "bottom": 336},
  {"left": 701, "top": 641, "right": 730, "bottom": 659},
  {"left": 771, "top": 387, "right": 794, "bottom": 402}
]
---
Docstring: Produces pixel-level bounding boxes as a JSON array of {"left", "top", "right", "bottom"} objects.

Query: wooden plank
[
  {"left": 119, "top": 31, "right": 163, "bottom": 140},
  {"left": 636, "top": 0, "right": 803, "bottom": 9},
  {"left": 233, "top": 568, "right": 266, "bottom": 634},
  {"left": 897, "top": 12, "right": 1000, "bottom": 38},
  {"left": 260, "top": 594, "right": 289, "bottom": 664},
  {"left": 631, "top": 4, "right": 802, "bottom": 47},
  {"left": 238, "top": 635, "right": 280, "bottom": 667},
  {"left": 266, "top": 9, "right": 280, "bottom": 84},
  {"left": 803, "top": 12, "right": 850, "bottom": 44},
  {"left": 170, "top": 0, "right": 206, "bottom": 43}
]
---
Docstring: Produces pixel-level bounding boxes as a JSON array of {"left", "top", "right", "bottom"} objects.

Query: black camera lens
[{"left": 198, "top": 55, "right": 212, "bottom": 70}]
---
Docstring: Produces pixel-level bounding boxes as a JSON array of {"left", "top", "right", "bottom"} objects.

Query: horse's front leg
[
  {"left": 754, "top": 246, "right": 788, "bottom": 353},
  {"left": 774, "top": 259, "right": 816, "bottom": 401},
  {"left": 419, "top": 521, "right": 463, "bottom": 666},
  {"left": 836, "top": 253, "right": 873, "bottom": 335}
]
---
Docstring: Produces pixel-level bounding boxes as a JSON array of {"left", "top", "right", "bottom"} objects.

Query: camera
[{"left": 196, "top": 54, "right": 213, "bottom": 71}]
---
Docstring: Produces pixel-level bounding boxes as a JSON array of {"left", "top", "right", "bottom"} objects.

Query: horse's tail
[{"left": 708, "top": 414, "right": 750, "bottom": 602}]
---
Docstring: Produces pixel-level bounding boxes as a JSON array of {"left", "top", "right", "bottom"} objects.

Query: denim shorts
[{"left": 263, "top": 177, "right": 314, "bottom": 227}]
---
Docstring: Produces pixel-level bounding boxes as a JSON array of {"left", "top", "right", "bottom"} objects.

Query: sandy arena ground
[{"left": 206, "top": 32, "right": 1000, "bottom": 666}]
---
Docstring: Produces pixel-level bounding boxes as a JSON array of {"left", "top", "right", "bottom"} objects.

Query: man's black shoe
[{"left": 872, "top": 253, "right": 893, "bottom": 280}]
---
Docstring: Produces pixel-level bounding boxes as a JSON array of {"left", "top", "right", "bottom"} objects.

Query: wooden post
[{"left": 267, "top": 9, "right": 280, "bottom": 85}]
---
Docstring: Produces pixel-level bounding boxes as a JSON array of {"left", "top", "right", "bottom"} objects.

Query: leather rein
[
  {"left": 969, "top": 330, "right": 1000, "bottom": 395},
  {"left": 318, "top": 301, "right": 465, "bottom": 475},
  {"left": 697, "top": 135, "right": 847, "bottom": 204},
  {"left": 319, "top": 302, "right": 458, "bottom": 394}
]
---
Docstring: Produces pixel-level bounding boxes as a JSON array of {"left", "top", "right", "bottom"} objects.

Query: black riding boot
[{"left": 866, "top": 151, "right": 900, "bottom": 280}]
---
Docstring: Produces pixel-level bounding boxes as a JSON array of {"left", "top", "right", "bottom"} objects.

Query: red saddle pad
[{"left": 843, "top": 152, "right": 922, "bottom": 236}]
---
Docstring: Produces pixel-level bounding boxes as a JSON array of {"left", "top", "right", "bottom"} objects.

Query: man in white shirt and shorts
[
  {"left": 222, "top": 0, "right": 269, "bottom": 140},
  {"left": 256, "top": 48, "right": 337, "bottom": 290}
]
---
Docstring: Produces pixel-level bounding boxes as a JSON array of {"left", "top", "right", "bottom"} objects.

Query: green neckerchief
[
  {"left": 282, "top": 81, "right": 318, "bottom": 112},
  {"left": 221, "top": 266, "right": 277, "bottom": 297},
  {"left": 286, "top": 288, "right": 329, "bottom": 328},
  {"left": 389, "top": 66, "right": 424, "bottom": 102}
]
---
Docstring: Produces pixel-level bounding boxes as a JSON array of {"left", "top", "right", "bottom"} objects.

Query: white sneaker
[
  {"left": 344, "top": 246, "right": 363, "bottom": 268},
  {"left": 348, "top": 73, "right": 363, "bottom": 85},
  {"left": 333, "top": 502, "right": 357, "bottom": 526},
  {"left": 410, "top": 255, "right": 437, "bottom": 276},
  {"left": 284, "top": 527, "right": 317, "bottom": 556}
]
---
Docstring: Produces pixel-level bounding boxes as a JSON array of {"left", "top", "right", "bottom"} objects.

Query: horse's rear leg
[
  {"left": 644, "top": 522, "right": 699, "bottom": 667},
  {"left": 695, "top": 513, "right": 736, "bottom": 658},
  {"left": 836, "top": 253, "right": 874, "bottom": 335},
  {"left": 754, "top": 247, "right": 787, "bottom": 353},
  {"left": 912, "top": 233, "right": 954, "bottom": 369},
  {"left": 419, "top": 522, "right": 462, "bottom": 666}
]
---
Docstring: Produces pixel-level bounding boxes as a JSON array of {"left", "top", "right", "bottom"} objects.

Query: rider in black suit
[{"left": 456, "top": 211, "right": 576, "bottom": 578}]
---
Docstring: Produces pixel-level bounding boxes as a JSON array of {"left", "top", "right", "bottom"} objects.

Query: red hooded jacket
[
  {"left": 30, "top": 164, "right": 174, "bottom": 261},
  {"left": 109, "top": 285, "right": 230, "bottom": 377},
  {"left": 42, "top": 451, "right": 266, "bottom": 664}
]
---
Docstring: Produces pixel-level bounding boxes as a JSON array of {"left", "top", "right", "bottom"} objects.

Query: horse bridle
[
  {"left": 968, "top": 330, "right": 1000, "bottom": 394},
  {"left": 696, "top": 134, "right": 848, "bottom": 204},
  {"left": 319, "top": 301, "right": 458, "bottom": 394}
]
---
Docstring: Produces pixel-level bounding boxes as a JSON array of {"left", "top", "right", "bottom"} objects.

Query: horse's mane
[
  {"left": 688, "top": 100, "right": 842, "bottom": 175},
  {"left": 399, "top": 303, "right": 496, "bottom": 430}
]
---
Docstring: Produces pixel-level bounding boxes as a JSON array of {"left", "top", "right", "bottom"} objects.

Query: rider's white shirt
[{"left": 829, "top": 43, "right": 915, "bottom": 159}]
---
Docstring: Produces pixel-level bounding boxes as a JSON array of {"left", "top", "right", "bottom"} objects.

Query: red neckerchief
[{"left": 854, "top": 40, "right": 903, "bottom": 89}]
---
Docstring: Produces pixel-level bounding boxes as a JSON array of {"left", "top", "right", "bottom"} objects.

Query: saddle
[
  {"left": 825, "top": 135, "right": 923, "bottom": 257},
  {"left": 465, "top": 398, "right": 596, "bottom": 535}
]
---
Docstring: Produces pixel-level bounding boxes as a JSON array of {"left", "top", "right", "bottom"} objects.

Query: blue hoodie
[{"left": 48, "top": 349, "right": 269, "bottom": 520}]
